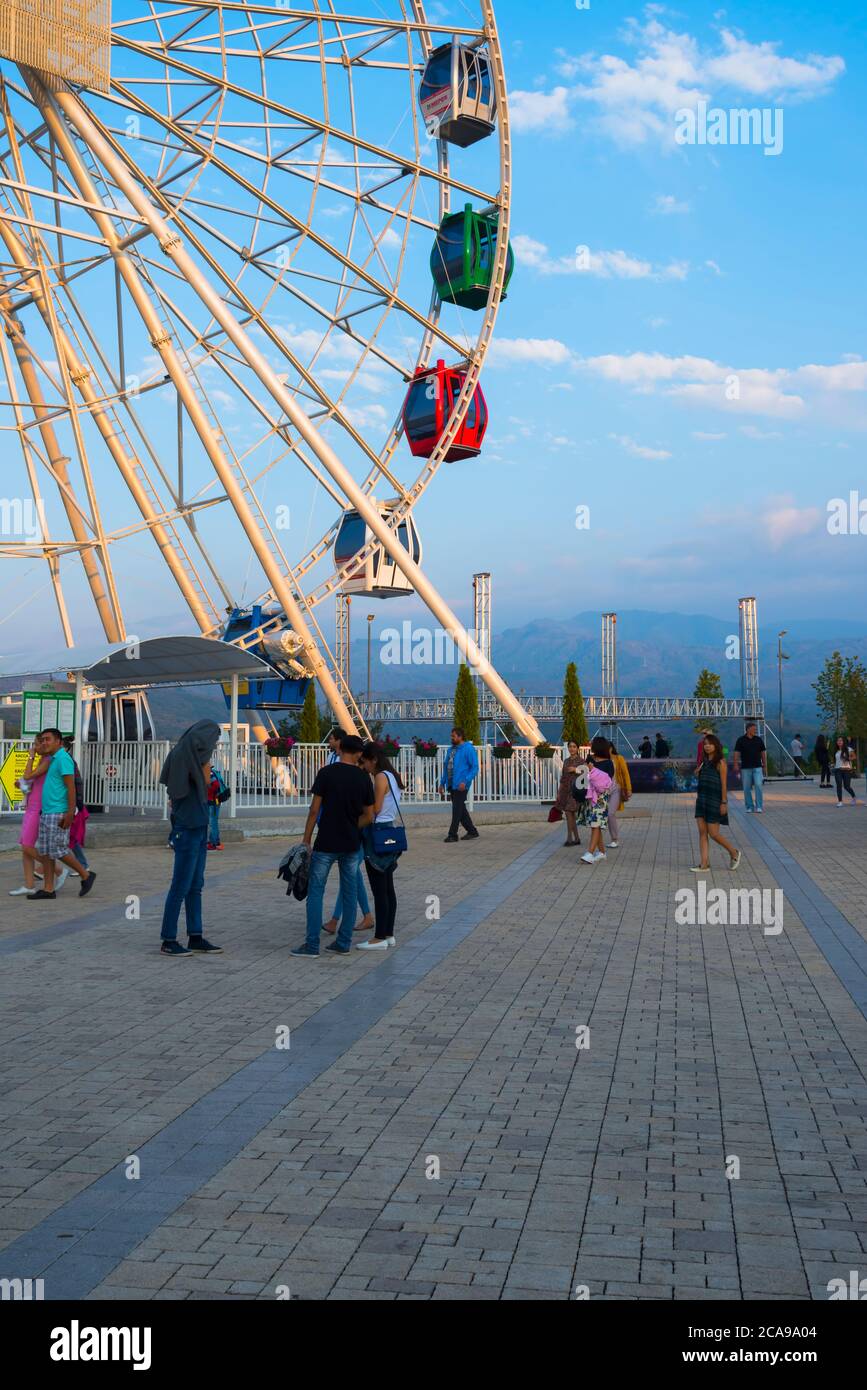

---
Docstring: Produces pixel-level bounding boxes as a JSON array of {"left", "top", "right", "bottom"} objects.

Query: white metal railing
[{"left": 0, "top": 741, "right": 563, "bottom": 816}]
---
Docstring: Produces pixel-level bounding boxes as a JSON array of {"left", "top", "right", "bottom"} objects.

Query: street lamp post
[{"left": 367, "top": 615, "right": 374, "bottom": 707}]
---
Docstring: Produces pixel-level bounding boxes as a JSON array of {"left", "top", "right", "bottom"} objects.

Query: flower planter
[
  {"left": 534, "top": 743, "right": 555, "bottom": 760},
  {"left": 413, "top": 745, "right": 438, "bottom": 758},
  {"left": 491, "top": 745, "right": 514, "bottom": 759},
  {"left": 265, "top": 739, "right": 295, "bottom": 758}
]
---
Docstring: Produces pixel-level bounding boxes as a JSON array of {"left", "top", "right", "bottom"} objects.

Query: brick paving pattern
[{"left": 1, "top": 783, "right": 866, "bottom": 1300}]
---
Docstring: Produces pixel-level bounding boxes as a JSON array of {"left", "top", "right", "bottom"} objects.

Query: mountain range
[{"left": 143, "top": 608, "right": 866, "bottom": 740}]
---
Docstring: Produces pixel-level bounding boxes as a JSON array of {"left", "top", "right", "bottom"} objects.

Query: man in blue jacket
[{"left": 439, "top": 726, "right": 479, "bottom": 842}]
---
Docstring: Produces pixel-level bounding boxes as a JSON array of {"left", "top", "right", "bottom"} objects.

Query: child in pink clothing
[{"left": 11, "top": 737, "right": 52, "bottom": 896}]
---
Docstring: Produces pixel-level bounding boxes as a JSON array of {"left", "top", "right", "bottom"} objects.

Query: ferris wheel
[{"left": 0, "top": 0, "right": 542, "bottom": 744}]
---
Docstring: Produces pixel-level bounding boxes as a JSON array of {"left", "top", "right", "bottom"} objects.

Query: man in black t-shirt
[
  {"left": 291, "top": 734, "right": 374, "bottom": 957},
  {"left": 733, "top": 722, "right": 767, "bottom": 812},
  {"left": 654, "top": 733, "right": 670, "bottom": 758}
]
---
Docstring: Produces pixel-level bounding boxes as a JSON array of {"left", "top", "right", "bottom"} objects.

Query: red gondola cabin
[{"left": 401, "top": 360, "right": 488, "bottom": 461}]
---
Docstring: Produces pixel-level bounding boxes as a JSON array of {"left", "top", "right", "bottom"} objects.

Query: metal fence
[{"left": 0, "top": 741, "right": 563, "bottom": 816}]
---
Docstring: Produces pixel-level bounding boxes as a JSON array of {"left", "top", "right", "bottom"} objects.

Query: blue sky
[
  {"left": 429, "top": 0, "right": 867, "bottom": 630},
  {"left": 1, "top": 0, "right": 865, "bottom": 671}
]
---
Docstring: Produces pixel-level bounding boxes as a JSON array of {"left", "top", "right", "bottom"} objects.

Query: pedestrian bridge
[{"left": 358, "top": 695, "right": 766, "bottom": 723}]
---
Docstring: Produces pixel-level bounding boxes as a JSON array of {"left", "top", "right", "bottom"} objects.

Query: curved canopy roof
[{"left": 81, "top": 635, "right": 278, "bottom": 690}]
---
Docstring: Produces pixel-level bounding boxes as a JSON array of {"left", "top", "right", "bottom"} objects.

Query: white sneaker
[
  {"left": 730, "top": 851, "right": 741, "bottom": 870},
  {"left": 744, "top": 807, "right": 753, "bottom": 813},
  {"left": 754, "top": 808, "right": 763, "bottom": 814},
  {"left": 8, "top": 885, "right": 31, "bottom": 896},
  {"left": 356, "top": 939, "right": 388, "bottom": 950},
  {"left": 593, "top": 851, "right": 607, "bottom": 862},
  {"left": 580, "top": 851, "right": 596, "bottom": 864},
  {"left": 55, "top": 866, "right": 70, "bottom": 891},
  {"left": 836, "top": 802, "right": 844, "bottom": 808},
  {"left": 608, "top": 841, "right": 619, "bottom": 848}
]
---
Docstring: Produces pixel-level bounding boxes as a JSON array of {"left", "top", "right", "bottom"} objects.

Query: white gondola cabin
[
  {"left": 419, "top": 40, "right": 497, "bottom": 148},
  {"left": 333, "top": 500, "right": 422, "bottom": 599}
]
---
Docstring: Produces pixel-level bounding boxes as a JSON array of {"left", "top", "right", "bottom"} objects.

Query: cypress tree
[
  {"left": 453, "top": 663, "right": 480, "bottom": 744},
  {"left": 298, "top": 681, "right": 321, "bottom": 743},
  {"left": 561, "top": 662, "right": 589, "bottom": 746}
]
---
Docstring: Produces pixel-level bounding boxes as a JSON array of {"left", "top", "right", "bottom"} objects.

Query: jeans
[
  {"left": 305, "top": 850, "right": 358, "bottom": 951},
  {"left": 447, "top": 788, "right": 476, "bottom": 838},
  {"left": 161, "top": 825, "right": 208, "bottom": 940},
  {"left": 742, "top": 767, "right": 764, "bottom": 811},
  {"left": 330, "top": 847, "right": 370, "bottom": 921},
  {"left": 73, "top": 844, "right": 89, "bottom": 871},
  {"left": 365, "top": 860, "right": 397, "bottom": 940},
  {"left": 834, "top": 768, "right": 855, "bottom": 802},
  {"left": 208, "top": 802, "right": 221, "bottom": 844},
  {"left": 819, "top": 760, "right": 831, "bottom": 787}
]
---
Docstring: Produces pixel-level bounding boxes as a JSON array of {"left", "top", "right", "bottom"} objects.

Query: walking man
[
  {"left": 734, "top": 721, "right": 767, "bottom": 813},
  {"left": 439, "top": 726, "right": 479, "bottom": 842},
  {"left": 292, "top": 733, "right": 375, "bottom": 957},
  {"left": 26, "top": 728, "right": 96, "bottom": 900}
]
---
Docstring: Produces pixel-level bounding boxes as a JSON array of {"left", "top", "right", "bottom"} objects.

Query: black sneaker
[
  {"left": 78, "top": 871, "right": 96, "bottom": 898},
  {"left": 290, "top": 944, "right": 320, "bottom": 957},
  {"left": 27, "top": 889, "right": 56, "bottom": 900},
  {"left": 188, "top": 936, "right": 223, "bottom": 953},
  {"left": 444, "top": 835, "right": 458, "bottom": 843},
  {"left": 160, "top": 940, "right": 192, "bottom": 956},
  {"left": 460, "top": 831, "right": 480, "bottom": 840},
  {"left": 325, "top": 941, "right": 351, "bottom": 954}
]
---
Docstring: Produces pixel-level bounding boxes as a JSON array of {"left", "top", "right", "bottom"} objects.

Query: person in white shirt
[
  {"left": 789, "top": 734, "right": 804, "bottom": 775},
  {"left": 356, "top": 741, "right": 404, "bottom": 950}
]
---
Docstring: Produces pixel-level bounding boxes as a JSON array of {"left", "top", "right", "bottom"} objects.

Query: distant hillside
[{"left": 100, "top": 610, "right": 867, "bottom": 742}]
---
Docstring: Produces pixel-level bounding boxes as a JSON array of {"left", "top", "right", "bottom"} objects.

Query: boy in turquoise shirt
[{"left": 27, "top": 728, "right": 96, "bottom": 900}]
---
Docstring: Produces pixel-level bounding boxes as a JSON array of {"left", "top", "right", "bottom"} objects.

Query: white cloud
[
  {"left": 540, "top": 19, "right": 843, "bottom": 149},
  {"left": 739, "top": 425, "right": 782, "bottom": 439},
  {"left": 761, "top": 496, "right": 821, "bottom": 548},
  {"left": 705, "top": 30, "right": 844, "bottom": 99},
  {"left": 488, "top": 337, "right": 576, "bottom": 368},
  {"left": 652, "top": 193, "right": 690, "bottom": 214},
  {"left": 510, "top": 86, "right": 572, "bottom": 133},
  {"left": 705, "top": 259, "right": 723, "bottom": 275},
  {"left": 610, "top": 433, "right": 672, "bottom": 460},
  {"left": 692, "top": 430, "right": 727, "bottom": 439},
  {"left": 513, "top": 233, "right": 688, "bottom": 281}
]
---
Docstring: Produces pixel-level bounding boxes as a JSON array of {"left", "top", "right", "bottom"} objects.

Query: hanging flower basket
[
  {"left": 265, "top": 736, "right": 295, "bottom": 758},
  {"left": 492, "top": 741, "right": 514, "bottom": 759},
  {"left": 378, "top": 736, "right": 401, "bottom": 758},
  {"left": 534, "top": 741, "right": 555, "bottom": 759},
  {"left": 413, "top": 738, "right": 438, "bottom": 758}
]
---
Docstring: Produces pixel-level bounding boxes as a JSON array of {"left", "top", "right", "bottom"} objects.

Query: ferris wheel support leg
[
  {"left": 45, "top": 82, "right": 544, "bottom": 746},
  {"left": 26, "top": 71, "right": 359, "bottom": 736}
]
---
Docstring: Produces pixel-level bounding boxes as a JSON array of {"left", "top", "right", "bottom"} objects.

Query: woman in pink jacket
[{"left": 581, "top": 737, "right": 614, "bottom": 865}]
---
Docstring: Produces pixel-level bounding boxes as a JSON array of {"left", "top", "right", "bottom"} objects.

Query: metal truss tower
[
  {"left": 738, "top": 597, "right": 761, "bottom": 729},
  {"left": 473, "top": 572, "right": 492, "bottom": 715},
  {"left": 335, "top": 593, "right": 351, "bottom": 694}
]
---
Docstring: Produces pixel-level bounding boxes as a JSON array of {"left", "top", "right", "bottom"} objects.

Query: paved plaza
[{"left": 1, "top": 784, "right": 866, "bottom": 1302}]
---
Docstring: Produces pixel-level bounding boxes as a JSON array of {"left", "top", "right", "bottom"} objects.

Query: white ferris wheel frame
[{"left": 0, "top": 0, "right": 543, "bottom": 743}]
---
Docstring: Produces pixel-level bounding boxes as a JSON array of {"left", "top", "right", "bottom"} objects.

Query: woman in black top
[
  {"left": 692, "top": 734, "right": 740, "bottom": 872},
  {"left": 814, "top": 734, "right": 831, "bottom": 788}
]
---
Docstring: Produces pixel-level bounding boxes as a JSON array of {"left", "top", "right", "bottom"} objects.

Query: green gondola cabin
[{"left": 430, "top": 204, "right": 514, "bottom": 310}]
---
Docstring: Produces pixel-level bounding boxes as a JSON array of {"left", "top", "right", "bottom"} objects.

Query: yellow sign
[{"left": 0, "top": 747, "right": 30, "bottom": 806}]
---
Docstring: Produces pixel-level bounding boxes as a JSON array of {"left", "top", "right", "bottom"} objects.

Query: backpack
[{"left": 571, "top": 765, "right": 589, "bottom": 803}]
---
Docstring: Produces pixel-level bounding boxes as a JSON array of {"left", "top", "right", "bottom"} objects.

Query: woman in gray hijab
[{"left": 159, "top": 720, "right": 224, "bottom": 956}]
